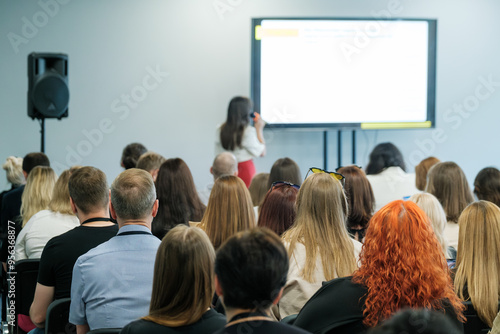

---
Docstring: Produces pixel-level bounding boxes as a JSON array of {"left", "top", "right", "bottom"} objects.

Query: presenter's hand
[{"left": 254, "top": 116, "right": 266, "bottom": 131}]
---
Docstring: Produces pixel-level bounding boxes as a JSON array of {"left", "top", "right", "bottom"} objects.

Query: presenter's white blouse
[{"left": 215, "top": 125, "right": 265, "bottom": 162}]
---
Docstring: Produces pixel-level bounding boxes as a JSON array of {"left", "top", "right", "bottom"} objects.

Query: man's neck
[
  {"left": 225, "top": 308, "right": 271, "bottom": 323},
  {"left": 78, "top": 210, "right": 113, "bottom": 227},
  {"left": 117, "top": 219, "right": 151, "bottom": 230}
]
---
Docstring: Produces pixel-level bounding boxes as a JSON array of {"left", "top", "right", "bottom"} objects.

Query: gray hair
[
  {"left": 212, "top": 152, "right": 237, "bottom": 180},
  {"left": 111, "top": 168, "right": 156, "bottom": 220}
]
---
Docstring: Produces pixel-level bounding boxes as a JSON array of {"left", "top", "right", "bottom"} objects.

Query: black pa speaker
[{"left": 28, "top": 52, "right": 69, "bottom": 120}]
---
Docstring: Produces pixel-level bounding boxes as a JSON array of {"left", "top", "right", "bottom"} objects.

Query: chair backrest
[
  {"left": 281, "top": 313, "right": 298, "bottom": 325},
  {"left": 463, "top": 300, "right": 496, "bottom": 334},
  {"left": 13, "top": 259, "right": 40, "bottom": 316},
  {"left": 87, "top": 329, "right": 122, "bottom": 334},
  {"left": 45, "top": 298, "right": 74, "bottom": 334}
]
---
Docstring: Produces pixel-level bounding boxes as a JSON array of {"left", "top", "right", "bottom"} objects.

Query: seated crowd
[{"left": 0, "top": 140, "right": 499, "bottom": 334}]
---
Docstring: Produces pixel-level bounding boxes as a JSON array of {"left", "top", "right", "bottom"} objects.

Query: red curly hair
[{"left": 352, "top": 200, "right": 465, "bottom": 327}]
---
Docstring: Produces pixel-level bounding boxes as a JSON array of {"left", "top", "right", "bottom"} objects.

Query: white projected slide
[{"left": 255, "top": 19, "right": 434, "bottom": 127}]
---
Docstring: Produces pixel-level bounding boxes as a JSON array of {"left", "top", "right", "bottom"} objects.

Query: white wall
[{"left": 1, "top": 0, "right": 499, "bottom": 191}]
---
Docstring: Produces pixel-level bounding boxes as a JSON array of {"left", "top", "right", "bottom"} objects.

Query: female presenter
[{"left": 215, "top": 96, "right": 266, "bottom": 187}]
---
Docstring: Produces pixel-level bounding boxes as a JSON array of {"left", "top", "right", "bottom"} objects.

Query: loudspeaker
[{"left": 28, "top": 53, "right": 69, "bottom": 120}]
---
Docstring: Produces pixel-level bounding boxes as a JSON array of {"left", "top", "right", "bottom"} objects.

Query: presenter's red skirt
[{"left": 238, "top": 160, "right": 256, "bottom": 188}]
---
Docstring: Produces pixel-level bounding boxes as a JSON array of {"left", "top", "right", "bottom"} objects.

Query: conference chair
[
  {"left": 463, "top": 300, "right": 497, "bottom": 334},
  {"left": 44, "top": 298, "right": 73, "bottom": 334}
]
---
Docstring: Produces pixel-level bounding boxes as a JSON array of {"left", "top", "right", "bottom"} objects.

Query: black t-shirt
[
  {"left": 294, "top": 276, "right": 463, "bottom": 334},
  {"left": 120, "top": 309, "right": 226, "bottom": 334},
  {"left": 37, "top": 224, "right": 118, "bottom": 299},
  {"left": 214, "top": 320, "right": 311, "bottom": 334}
]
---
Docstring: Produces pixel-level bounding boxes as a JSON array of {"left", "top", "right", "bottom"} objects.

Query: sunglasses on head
[
  {"left": 271, "top": 181, "right": 300, "bottom": 190},
  {"left": 306, "top": 167, "right": 345, "bottom": 186}
]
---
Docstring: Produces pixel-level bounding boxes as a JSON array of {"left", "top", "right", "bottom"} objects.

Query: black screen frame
[{"left": 251, "top": 17, "right": 437, "bottom": 130}]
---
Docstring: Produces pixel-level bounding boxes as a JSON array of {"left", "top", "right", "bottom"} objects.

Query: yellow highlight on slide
[
  {"left": 255, "top": 25, "right": 299, "bottom": 40},
  {"left": 361, "top": 121, "right": 432, "bottom": 129}
]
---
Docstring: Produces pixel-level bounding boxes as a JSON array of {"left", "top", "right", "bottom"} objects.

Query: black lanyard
[
  {"left": 117, "top": 231, "right": 152, "bottom": 236},
  {"left": 81, "top": 217, "right": 114, "bottom": 225}
]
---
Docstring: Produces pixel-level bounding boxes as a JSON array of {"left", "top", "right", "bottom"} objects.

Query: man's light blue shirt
[{"left": 69, "top": 224, "right": 160, "bottom": 330}]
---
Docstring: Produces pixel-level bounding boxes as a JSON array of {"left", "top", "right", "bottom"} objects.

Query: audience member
[
  {"left": 257, "top": 181, "right": 298, "bottom": 236},
  {"left": 120, "top": 225, "right": 226, "bottom": 334},
  {"left": 199, "top": 152, "right": 238, "bottom": 206},
  {"left": 136, "top": 151, "right": 166, "bottom": 181},
  {"left": 248, "top": 172, "right": 269, "bottom": 207},
  {"left": 0, "top": 156, "right": 24, "bottom": 220},
  {"left": 365, "top": 143, "right": 418, "bottom": 210},
  {"left": 29, "top": 167, "right": 118, "bottom": 332},
  {"left": 293, "top": 200, "right": 465, "bottom": 334},
  {"left": 410, "top": 193, "right": 453, "bottom": 261},
  {"left": 16, "top": 168, "right": 81, "bottom": 260},
  {"left": 426, "top": 161, "right": 473, "bottom": 249},
  {"left": 69, "top": 169, "right": 161, "bottom": 333},
  {"left": 336, "top": 165, "right": 374, "bottom": 242},
  {"left": 1, "top": 152, "right": 50, "bottom": 233},
  {"left": 369, "top": 309, "right": 461, "bottom": 334},
  {"left": 121, "top": 142, "right": 147, "bottom": 169},
  {"left": 267, "top": 157, "right": 302, "bottom": 189},
  {"left": 277, "top": 173, "right": 362, "bottom": 319},
  {"left": 415, "top": 156, "right": 440, "bottom": 191},
  {"left": 474, "top": 167, "right": 500, "bottom": 206},
  {"left": 213, "top": 228, "right": 311, "bottom": 334},
  {"left": 199, "top": 175, "right": 254, "bottom": 250},
  {"left": 491, "top": 311, "right": 500, "bottom": 334},
  {"left": 153, "top": 158, "right": 206, "bottom": 239},
  {"left": 215, "top": 96, "right": 266, "bottom": 187},
  {"left": 454, "top": 201, "right": 500, "bottom": 329},
  {"left": 19, "top": 166, "right": 57, "bottom": 228}
]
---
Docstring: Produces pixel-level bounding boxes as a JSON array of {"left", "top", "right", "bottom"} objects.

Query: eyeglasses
[
  {"left": 271, "top": 181, "right": 300, "bottom": 190},
  {"left": 306, "top": 167, "right": 345, "bottom": 186},
  {"left": 335, "top": 165, "right": 362, "bottom": 172}
]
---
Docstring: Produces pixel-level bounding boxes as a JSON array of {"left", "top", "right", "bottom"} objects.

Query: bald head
[{"left": 211, "top": 153, "right": 238, "bottom": 180}]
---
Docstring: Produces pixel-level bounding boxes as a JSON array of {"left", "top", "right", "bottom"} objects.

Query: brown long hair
[
  {"left": 282, "top": 173, "right": 357, "bottom": 282},
  {"left": 353, "top": 200, "right": 465, "bottom": 327},
  {"left": 248, "top": 172, "right": 269, "bottom": 206},
  {"left": 267, "top": 157, "right": 302, "bottom": 189},
  {"left": 154, "top": 158, "right": 206, "bottom": 239},
  {"left": 415, "top": 156, "right": 440, "bottom": 191},
  {"left": 199, "top": 175, "right": 255, "bottom": 249},
  {"left": 258, "top": 183, "right": 298, "bottom": 236},
  {"left": 336, "top": 166, "right": 374, "bottom": 232},
  {"left": 144, "top": 225, "right": 215, "bottom": 327},
  {"left": 220, "top": 97, "right": 252, "bottom": 150},
  {"left": 454, "top": 201, "right": 500, "bottom": 327},
  {"left": 426, "top": 161, "right": 473, "bottom": 223}
]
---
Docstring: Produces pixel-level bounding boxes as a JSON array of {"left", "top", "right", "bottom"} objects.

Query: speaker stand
[{"left": 39, "top": 118, "right": 45, "bottom": 153}]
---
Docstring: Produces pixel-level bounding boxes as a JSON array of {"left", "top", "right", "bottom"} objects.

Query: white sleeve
[
  {"left": 241, "top": 126, "right": 265, "bottom": 157},
  {"left": 14, "top": 223, "right": 29, "bottom": 261}
]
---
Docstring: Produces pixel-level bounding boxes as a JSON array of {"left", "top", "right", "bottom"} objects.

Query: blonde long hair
[
  {"left": 282, "top": 173, "right": 357, "bottom": 282},
  {"left": 20, "top": 166, "right": 57, "bottom": 227},
  {"left": 2, "top": 156, "right": 24, "bottom": 186},
  {"left": 144, "top": 225, "right": 215, "bottom": 327},
  {"left": 454, "top": 200, "right": 500, "bottom": 327},
  {"left": 410, "top": 193, "right": 450, "bottom": 258},
  {"left": 48, "top": 167, "right": 81, "bottom": 215},
  {"left": 199, "top": 175, "right": 255, "bottom": 250}
]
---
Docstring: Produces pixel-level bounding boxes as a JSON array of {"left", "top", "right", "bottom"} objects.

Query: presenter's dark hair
[
  {"left": 121, "top": 142, "right": 147, "bottom": 169},
  {"left": 220, "top": 96, "right": 252, "bottom": 151},
  {"left": 153, "top": 158, "right": 206, "bottom": 239},
  {"left": 267, "top": 157, "right": 302, "bottom": 189},
  {"left": 366, "top": 143, "right": 406, "bottom": 175},
  {"left": 369, "top": 309, "right": 461, "bottom": 334},
  {"left": 474, "top": 167, "right": 500, "bottom": 207},
  {"left": 215, "top": 228, "right": 289, "bottom": 311},
  {"left": 22, "top": 152, "right": 50, "bottom": 175}
]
